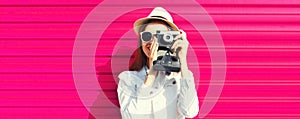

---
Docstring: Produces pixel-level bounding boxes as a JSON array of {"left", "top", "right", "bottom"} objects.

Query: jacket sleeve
[
  {"left": 177, "top": 70, "right": 199, "bottom": 118},
  {"left": 117, "top": 71, "right": 153, "bottom": 118},
  {"left": 117, "top": 71, "right": 138, "bottom": 118}
]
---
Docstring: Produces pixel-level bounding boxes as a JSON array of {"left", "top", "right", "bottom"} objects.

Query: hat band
[{"left": 150, "top": 16, "right": 167, "bottom": 20}]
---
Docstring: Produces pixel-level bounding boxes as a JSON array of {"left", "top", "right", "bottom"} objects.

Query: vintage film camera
[{"left": 153, "top": 30, "right": 181, "bottom": 73}]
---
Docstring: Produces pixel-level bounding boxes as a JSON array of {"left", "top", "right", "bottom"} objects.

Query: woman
[{"left": 117, "top": 7, "right": 199, "bottom": 119}]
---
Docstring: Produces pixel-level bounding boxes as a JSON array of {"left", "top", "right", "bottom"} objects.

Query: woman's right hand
[
  {"left": 144, "top": 40, "right": 159, "bottom": 86},
  {"left": 148, "top": 39, "right": 159, "bottom": 69}
]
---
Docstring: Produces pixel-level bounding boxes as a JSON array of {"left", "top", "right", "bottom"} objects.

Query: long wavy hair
[{"left": 129, "top": 20, "right": 171, "bottom": 71}]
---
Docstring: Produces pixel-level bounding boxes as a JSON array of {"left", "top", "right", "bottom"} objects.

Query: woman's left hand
[
  {"left": 171, "top": 30, "right": 189, "bottom": 63},
  {"left": 171, "top": 30, "right": 191, "bottom": 78}
]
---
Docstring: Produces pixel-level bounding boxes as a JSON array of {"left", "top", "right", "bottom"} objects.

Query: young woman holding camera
[{"left": 117, "top": 7, "right": 199, "bottom": 119}]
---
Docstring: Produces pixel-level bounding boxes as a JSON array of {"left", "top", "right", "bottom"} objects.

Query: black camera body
[{"left": 153, "top": 30, "right": 181, "bottom": 73}]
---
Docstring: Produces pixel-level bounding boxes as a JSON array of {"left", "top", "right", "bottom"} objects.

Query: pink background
[{"left": 1, "top": 0, "right": 300, "bottom": 118}]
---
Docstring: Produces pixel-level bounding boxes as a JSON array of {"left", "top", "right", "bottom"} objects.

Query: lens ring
[
  {"left": 163, "top": 33, "right": 173, "bottom": 42},
  {"left": 141, "top": 31, "right": 152, "bottom": 42}
]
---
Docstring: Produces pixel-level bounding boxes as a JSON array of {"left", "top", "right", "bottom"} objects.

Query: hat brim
[{"left": 133, "top": 17, "right": 179, "bottom": 35}]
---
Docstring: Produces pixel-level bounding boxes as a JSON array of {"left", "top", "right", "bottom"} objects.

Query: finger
[
  {"left": 153, "top": 42, "right": 158, "bottom": 53},
  {"left": 175, "top": 35, "right": 189, "bottom": 47},
  {"left": 179, "top": 29, "right": 188, "bottom": 42},
  {"left": 171, "top": 40, "right": 181, "bottom": 50},
  {"left": 154, "top": 39, "right": 158, "bottom": 47},
  {"left": 151, "top": 44, "right": 158, "bottom": 61},
  {"left": 151, "top": 42, "right": 158, "bottom": 57},
  {"left": 179, "top": 30, "right": 186, "bottom": 37},
  {"left": 150, "top": 44, "right": 155, "bottom": 57},
  {"left": 175, "top": 44, "right": 183, "bottom": 53},
  {"left": 150, "top": 41, "right": 155, "bottom": 52},
  {"left": 174, "top": 34, "right": 182, "bottom": 41},
  {"left": 152, "top": 40, "right": 158, "bottom": 52},
  {"left": 155, "top": 42, "right": 159, "bottom": 51},
  {"left": 154, "top": 43, "right": 159, "bottom": 57},
  {"left": 152, "top": 39, "right": 158, "bottom": 49}
]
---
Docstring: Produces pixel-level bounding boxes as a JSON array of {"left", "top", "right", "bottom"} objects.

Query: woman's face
[{"left": 141, "top": 22, "right": 169, "bottom": 58}]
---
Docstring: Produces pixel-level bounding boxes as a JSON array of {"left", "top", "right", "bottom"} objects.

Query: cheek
[{"left": 142, "top": 44, "right": 150, "bottom": 57}]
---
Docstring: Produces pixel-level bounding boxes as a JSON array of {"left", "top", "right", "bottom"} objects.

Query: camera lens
[
  {"left": 141, "top": 32, "right": 152, "bottom": 42},
  {"left": 166, "top": 35, "right": 170, "bottom": 40},
  {"left": 163, "top": 33, "right": 173, "bottom": 43}
]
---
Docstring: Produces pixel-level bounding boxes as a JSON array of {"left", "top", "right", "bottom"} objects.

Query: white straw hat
[{"left": 133, "top": 7, "right": 179, "bottom": 35}]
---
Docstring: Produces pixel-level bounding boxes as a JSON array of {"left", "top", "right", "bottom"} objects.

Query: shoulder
[
  {"left": 118, "top": 70, "right": 139, "bottom": 80},
  {"left": 117, "top": 70, "right": 144, "bottom": 89}
]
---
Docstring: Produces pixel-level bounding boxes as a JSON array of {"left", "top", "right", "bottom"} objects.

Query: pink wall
[{"left": 1, "top": 0, "right": 300, "bottom": 118}]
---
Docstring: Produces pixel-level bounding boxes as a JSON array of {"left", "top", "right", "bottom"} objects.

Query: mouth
[{"left": 146, "top": 44, "right": 151, "bottom": 51}]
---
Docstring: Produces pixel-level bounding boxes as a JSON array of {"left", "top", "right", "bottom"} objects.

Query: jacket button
[{"left": 150, "top": 91, "right": 153, "bottom": 95}]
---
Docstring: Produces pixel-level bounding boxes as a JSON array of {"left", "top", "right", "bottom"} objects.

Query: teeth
[{"left": 146, "top": 44, "right": 151, "bottom": 50}]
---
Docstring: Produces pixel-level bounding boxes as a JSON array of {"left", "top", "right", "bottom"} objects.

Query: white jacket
[{"left": 117, "top": 66, "right": 199, "bottom": 119}]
